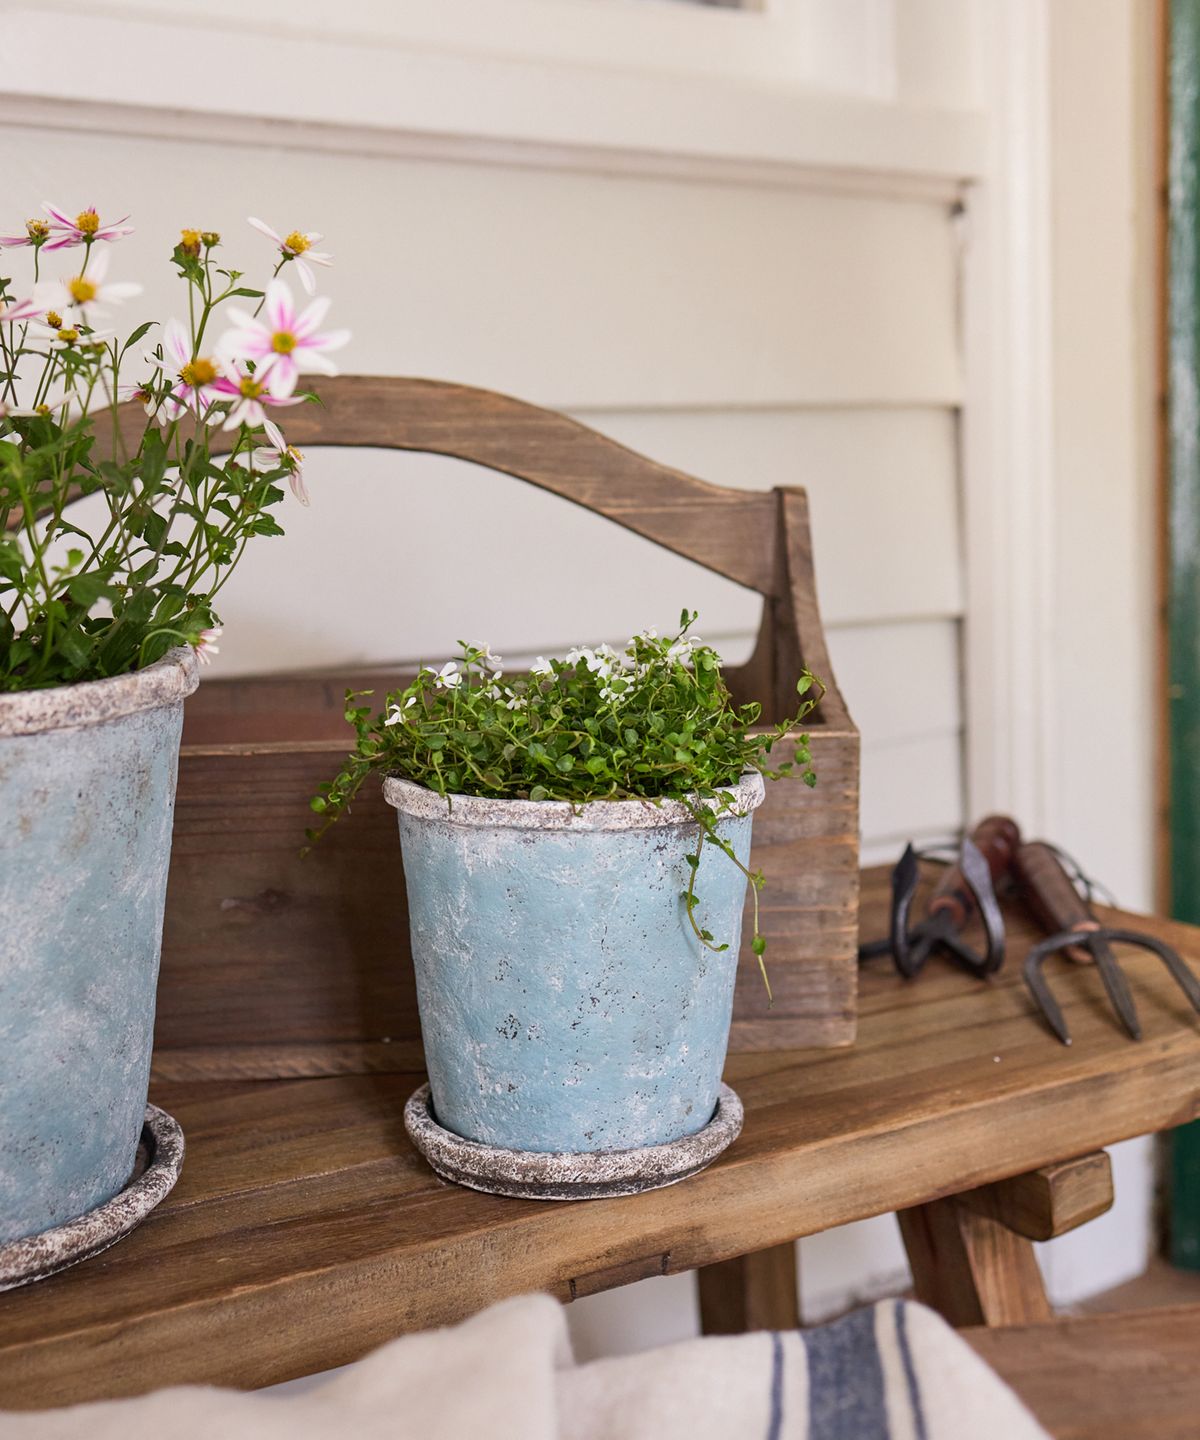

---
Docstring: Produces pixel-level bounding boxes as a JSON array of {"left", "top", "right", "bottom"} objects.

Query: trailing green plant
[
  {"left": 0, "top": 205, "right": 348, "bottom": 692},
  {"left": 310, "top": 612, "right": 822, "bottom": 998}
]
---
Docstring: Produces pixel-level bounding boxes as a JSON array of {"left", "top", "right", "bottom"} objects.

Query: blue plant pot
[
  {"left": 0, "top": 650, "right": 198, "bottom": 1243},
  {"left": 385, "top": 773, "right": 764, "bottom": 1155}
]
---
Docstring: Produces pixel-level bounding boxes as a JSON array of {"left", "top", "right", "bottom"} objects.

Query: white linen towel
[{"left": 0, "top": 1294, "right": 1050, "bottom": 1440}]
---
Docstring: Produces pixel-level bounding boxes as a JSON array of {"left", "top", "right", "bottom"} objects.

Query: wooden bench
[{"left": 2, "top": 869, "right": 1197, "bottom": 1408}]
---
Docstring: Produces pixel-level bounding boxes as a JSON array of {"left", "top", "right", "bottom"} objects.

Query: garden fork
[{"left": 1016, "top": 840, "right": 1200, "bottom": 1044}]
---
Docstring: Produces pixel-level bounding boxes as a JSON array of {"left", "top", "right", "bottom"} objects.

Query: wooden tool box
[{"left": 148, "top": 377, "right": 860, "bottom": 1080}]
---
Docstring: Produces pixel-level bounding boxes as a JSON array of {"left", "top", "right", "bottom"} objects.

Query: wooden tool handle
[
  {"left": 1014, "top": 841, "right": 1098, "bottom": 936},
  {"left": 929, "top": 815, "right": 1021, "bottom": 926}
]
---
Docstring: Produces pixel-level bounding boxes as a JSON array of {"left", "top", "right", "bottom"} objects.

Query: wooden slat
[
  {"left": 967, "top": 1306, "right": 1200, "bottom": 1440},
  {"left": 3, "top": 871, "right": 1199, "bottom": 1407}
]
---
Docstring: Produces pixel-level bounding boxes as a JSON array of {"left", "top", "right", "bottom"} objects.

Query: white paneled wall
[{"left": 2, "top": 123, "right": 970, "bottom": 874}]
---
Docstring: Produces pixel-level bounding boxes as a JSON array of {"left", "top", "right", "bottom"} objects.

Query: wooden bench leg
[
  {"left": 697, "top": 1240, "right": 800, "bottom": 1334},
  {"left": 899, "top": 1151, "right": 1114, "bottom": 1328}
]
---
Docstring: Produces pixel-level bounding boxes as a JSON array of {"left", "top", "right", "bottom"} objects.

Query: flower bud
[
  {"left": 179, "top": 228, "right": 202, "bottom": 257},
  {"left": 201, "top": 231, "right": 221, "bottom": 247}
]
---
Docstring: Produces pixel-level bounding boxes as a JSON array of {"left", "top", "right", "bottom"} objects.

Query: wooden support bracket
[{"left": 899, "top": 1151, "right": 1114, "bottom": 1328}]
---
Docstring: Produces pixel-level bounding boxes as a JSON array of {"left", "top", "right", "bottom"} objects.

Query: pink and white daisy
[
  {"left": 147, "top": 318, "right": 222, "bottom": 422},
  {"left": 35, "top": 249, "right": 142, "bottom": 315},
  {"left": 250, "top": 418, "right": 309, "bottom": 505},
  {"left": 118, "top": 382, "right": 160, "bottom": 423},
  {"left": 0, "top": 218, "right": 51, "bottom": 248},
  {"left": 0, "top": 296, "right": 45, "bottom": 325},
  {"left": 211, "top": 361, "right": 303, "bottom": 431},
  {"left": 41, "top": 203, "right": 134, "bottom": 251},
  {"left": 247, "top": 217, "right": 333, "bottom": 296},
  {"left": 217, "top": 280, "right": 348, "bottom": 397},
  {"left": 192, "top": 626, "right": 223, "bottom": 665}
]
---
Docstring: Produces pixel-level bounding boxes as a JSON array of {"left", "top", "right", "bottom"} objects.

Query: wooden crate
[{"left": 148, "top": 378, "right": 859, "bottom": 1079}]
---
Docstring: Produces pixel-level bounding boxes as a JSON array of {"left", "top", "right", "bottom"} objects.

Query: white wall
[{"left": 0, "top": 0, "right": 1162, "bottom": 1350}]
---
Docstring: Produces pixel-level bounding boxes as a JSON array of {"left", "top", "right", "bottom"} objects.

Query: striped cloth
[
  {"left": 563, "top": 1298, "right": 1050, "bottom": 1440},
  {"left": 0, "top": 1294, "right": 1050, "bottom": 1439}
]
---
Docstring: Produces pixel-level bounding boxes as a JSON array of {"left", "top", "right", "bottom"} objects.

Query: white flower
[
  {"left": 667, "top": 637, "right": 700, "bottom": 666},
  {"left": 505, "top": 692, "right": 527, "bottom": 711},
  {"left": 146, "top": 317, "right": 221, "bottom": 422},
  {"left": 193, "top": 626, "right": 222, "bottom": 664},
  {"left": 0, "top": 296, "right": 45, "bottom": 325},
  {"left": 35, "top": 249, "right": 141, "bottom": 316},
  {"left": 433, "top": 662, "right": 461, "bottom": 690},
  {"left": 384, "top": 695, "right": 418, "bottom": 725},
  {"left": 247, "top": 217, "right": 334, "bottom": 297},
  {"left": 252, "top": 418, "right": 309, "bottom": 505},
  {"left": 529, "top": 656, "right": 553, "bottom": 676},
  {"left": 217, "top": 280, "right": 349, "bottom": 397},
  {"left": 478, "top": 643, "right": 503, "bottom": 672}
]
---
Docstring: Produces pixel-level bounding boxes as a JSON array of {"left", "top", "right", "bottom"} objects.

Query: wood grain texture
[
  {"left": 697, "top": 1241, "right": 800, "bottom": 1334},
  {"left": 957, "top": 1151, "right": 1114, "bottom": 1241},
  {"left": 72, "top": 377, "right": 782, "bottom": 595},
  {"left": 3, "top": 872, "right": 1199, "bottom": 1407},
  {"left": 967, "top": 1305, "right": 1200, "bottom": 1440},
  {"left": 899, "top": 1199, "right": 1053, "bottom": 1327}
]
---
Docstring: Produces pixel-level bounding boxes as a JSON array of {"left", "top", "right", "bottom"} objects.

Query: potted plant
[
  {"left": 312, "top": 616, "right": 820, "bottom": 1198},
  {"left": 0, "top": 206, "right": 348, "bottom": 1246}
]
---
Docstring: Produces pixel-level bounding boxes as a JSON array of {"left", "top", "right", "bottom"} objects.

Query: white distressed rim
[
  {"left": 404, "top": 1081, "right": 743, "bottom": 1201},
  {"left": 383, "top": 770, "right": 765, "bottom": 831},
  {"left": 0, "top": 648, "right": 200, "bottom": 739},
  {"left": 0, "top": 1105, "right": 185, "bottom": 1291}
]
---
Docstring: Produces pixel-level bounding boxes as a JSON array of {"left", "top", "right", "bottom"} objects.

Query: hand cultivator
[{"left": 861, "top": 817, "right": 1200, "bottom": 1044}]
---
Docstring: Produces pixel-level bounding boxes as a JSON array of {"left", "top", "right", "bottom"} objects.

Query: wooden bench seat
[{"left": 966, "top": 1305, "right": 1200, "bottom": 1440}]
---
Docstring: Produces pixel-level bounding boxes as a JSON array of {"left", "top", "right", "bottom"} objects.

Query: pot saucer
[
  {"left": 404, "top": 1082, "right": 743, "bottom": 1201},
  {"left": 0, "top": 1104, "right": 185, "bottom": 1292}
]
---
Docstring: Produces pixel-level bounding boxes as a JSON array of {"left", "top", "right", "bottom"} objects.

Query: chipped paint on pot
[
  {"left": 0, "top": 650, "right": 198, "bottom": 1243},
  {"left": 384, "top": 772, "right": 765, "bottom": 1155}
]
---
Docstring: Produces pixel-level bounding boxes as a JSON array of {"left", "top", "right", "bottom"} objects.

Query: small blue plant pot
[
  {"left": 0, "top": 650, "right": 198, "bottom": 1243},
  {"left": 385, "top": 772, "right": 765, "bottom": 1156}
]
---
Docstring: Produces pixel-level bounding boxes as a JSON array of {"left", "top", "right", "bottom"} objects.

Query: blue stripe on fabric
[
  {"left": 766, "top": 1331, "right": 785, "bottom": 1440},
  {"left": 802, "top": 1307, "right": 889, "bottom": 1440},
  {"left": 895, "top": 1302, "right": 928, "bottom": 1440}
]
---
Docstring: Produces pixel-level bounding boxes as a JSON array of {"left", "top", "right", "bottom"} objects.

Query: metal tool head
[
  {"left": 1024, "top": 925, "right": 1200, "bottom": 1045},
  {"left": 862, "top": 835, "right": 1007, "bottom": 980}
]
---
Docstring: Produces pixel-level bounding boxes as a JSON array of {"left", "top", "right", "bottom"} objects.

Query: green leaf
[{"left": 67, "top": 573, "right": 114, "bottom": 608}]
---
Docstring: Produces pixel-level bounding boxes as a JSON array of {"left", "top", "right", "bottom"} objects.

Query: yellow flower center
[
  {"left": 26, "top": 219, "right": 49, "bottom": 241},
  {"left": 180, "top": 228, "right": 202, "bottom": 255},
  {"left": 180, "top": 358, "right": 217, "bottom": 388},
  {"left": 45, "top": 310, "right": 63, "bottom": 329},
  {"left": 283, "top": 231, "right": 310, "bottom": 254},
  {"left": 57, "top": 328, "right": 79, "bottom": 344},
  {"left": 238, "top": 376, "right": 265, "bottom": 398},
  {"left": 287, "top": 445, "right": 304, "bottom": 464},
  {"left": 75, "top": 210, "right": 100, "bottom": 235},
  {"left": 68, "top": 276, "right": 97, "bottom": 304},
  {"left": 271, "top": 331, "right": 297, "bottom": 354}
]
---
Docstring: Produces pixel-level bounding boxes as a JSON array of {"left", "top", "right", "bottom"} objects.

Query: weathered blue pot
[
  {"left": 0, "top": 649, "right": 199, "bottom": 1243},
  {"left": 385, "top": 772, "right": 765, "bottom": 1154}
]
